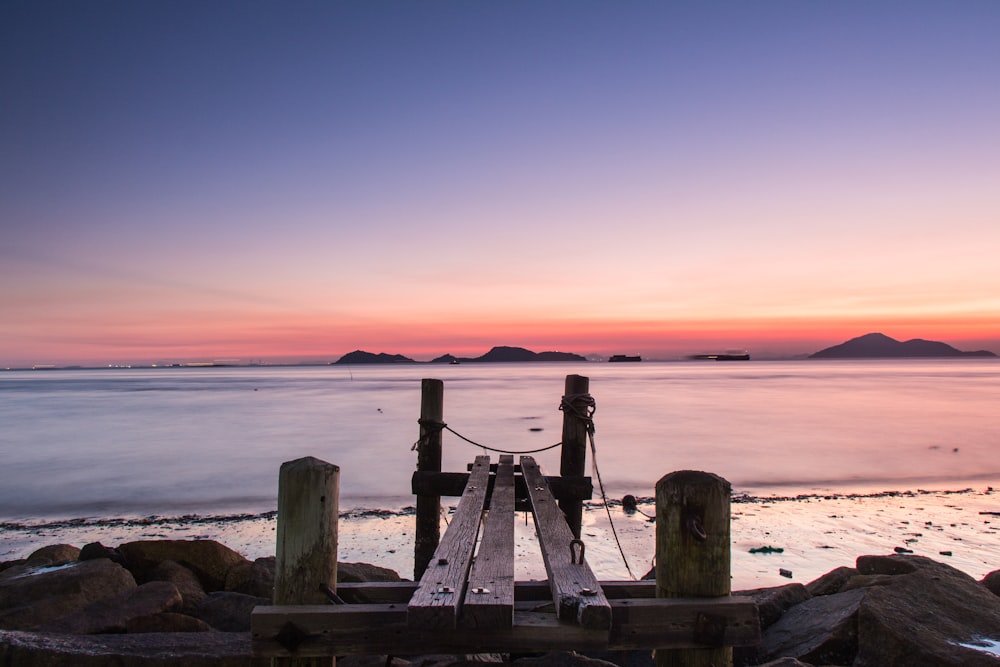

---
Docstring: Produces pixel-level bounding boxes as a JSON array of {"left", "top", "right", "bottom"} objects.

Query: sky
[{"left": 2, "top": 1, "right": 1000, "bottom": 366}]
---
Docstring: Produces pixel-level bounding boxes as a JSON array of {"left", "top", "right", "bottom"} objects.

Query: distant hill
[
  {"left": 810, "top": 333, "right": 996, "bottom": 359},
  {"left": 431, "top": 346, "right": 586, "bottom": 363},
  {"left": 333, "top": 350, "right": 416, "bottom": 364}
]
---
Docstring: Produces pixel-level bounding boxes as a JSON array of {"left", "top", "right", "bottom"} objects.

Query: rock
[
  {"left": 338, "top": 561, "right": 403, "bottom": 583},
  {"left": 124, "top": 612, "right": 213, "bottom": 633},
  {"left": 982, "top": 569, "right": 1000, "bottom": 597},
  {"left": 224, "top": 556, "right": 274, "bottom": 598},
  {"left": 735, "top": 583, "right": 810, "bottom": 628},
  {"left": 78, "top": 541, "right": 127, "bottom": 565},
  {"left": 840, "top": 573, "right": 895, "bottom": 592},
  {"left": 25, "top": 545, "right": 80, "bottom": 567},
  {"left": 856, "top": 553, "right": 919, "bottom": 575},
  {"left": 191, "top": 591, "right": 268, "bottom": 632},
  {"left": 42, "top": 581, "right": 182, "bottom": 634},
  {"left": 0, "top": 559, "right": 137, "bottom": 631},
  {"left": 0, "top": 629, "right": 252, "bottom": 666},
  {"left": 758, "top": 587, "right": 865, "bottom": 665},
  {"left": 0, "top": 559, "right": 25, "bottom": 575},
  {"left": 805, "top": 565, "right": 857, "bottom": 596},
  {"left": 146, "top": 560, "right": 206, "bottom": 613},
  {"left": 853, "top": 554, "right": 1000, "bottom": 666},
  {"left": 0, "top": 545, "right": 83, "bottom": 581},
  {"left": 117, "top": 539, "right": 249, "bottom": 591}
]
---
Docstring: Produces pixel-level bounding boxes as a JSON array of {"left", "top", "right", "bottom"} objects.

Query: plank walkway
[{"left": 252, "top": 455, "right": 759, "bottom": 658}]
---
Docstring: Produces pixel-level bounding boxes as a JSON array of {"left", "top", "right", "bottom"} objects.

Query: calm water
[{"left": 1, "top": 360, "right": 998, "bottom": 521}]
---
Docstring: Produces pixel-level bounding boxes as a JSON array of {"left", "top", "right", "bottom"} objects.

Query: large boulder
[
  {"left": 758, "top": 587, "right": 865, "bottom": 665},
  {"left": 805, "top": 565, "right": 857, "bottom": 596},
  {"left": 42, "top": 581, "right": 183, "bottom": 634},
  {"left": 735, "top": 583, "right": 810, "bottom": 629},
  {"left": 24, "top": 545, "right": 81, "bottom": 567},
  {"left": 117, "top": 539, "right": 248, "bottom": 591},
  {"left": 145, "top": 560, "right": 206, "bottom": 613},
  {"left": 759, "top": 554, "right": 1000, "bottom": 666},
  {"left": 191, "top": 591, "right": 269, "bottom": 632},
  {"left": 0, "top": 545, "right": 82, "bottom": 580},
  {"left": 337, "top": 561, "right": 403, "bottom": 583},
  {"left": 981, "top": 569, "right": 1000, "bottom": 597},
  {"left": 0, "top": 559, "right": 136, "bottom": 631},
  {"left": 854, "top": 555, "right": 1000, "bottom": 666},
  {"left": 224, "top": 555, "right": 275, "bottom": 598}
]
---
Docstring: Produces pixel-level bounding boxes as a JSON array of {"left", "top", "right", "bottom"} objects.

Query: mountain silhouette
[
  {"left": 810, "top": 333, "right": 996, "bottom": 359},
  {"left": 333, "top": 350, "right": 416, "bottom": 364},
  {"left": 432, "top": 346, "right": 585, "bottom": 363}
]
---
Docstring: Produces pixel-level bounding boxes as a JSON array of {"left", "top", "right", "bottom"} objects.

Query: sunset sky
[{"left": 3, "top": 1, "right": 1000, "bottom": 366}]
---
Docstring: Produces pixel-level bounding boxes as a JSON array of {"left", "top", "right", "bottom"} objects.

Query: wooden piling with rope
[{"left": 252, "top": 375, "right": 759, "bottom": 663}]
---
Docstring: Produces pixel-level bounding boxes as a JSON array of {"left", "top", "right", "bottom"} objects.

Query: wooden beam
[
  {"left": 251, "top": 597, "right": 758, "bottom": 658},
  {"left": 520, "top": 455, "right": 611, "bottom": 630},
  {"left": 463, "top": 454, "right": 515, "bottom": 628},
  {"left": 335, "top": 580, "right": 661, "bottom": 605},
  {"left": 407, "top": 455, "right": 491, "bottom": 629}
]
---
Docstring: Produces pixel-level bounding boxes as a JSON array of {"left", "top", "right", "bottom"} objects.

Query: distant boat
[
  {"left": 609, "top": 354, "right": 642, "bottom": 362},
  {"left": 690, "top": 350, "right": 750, "bottom": 361}
]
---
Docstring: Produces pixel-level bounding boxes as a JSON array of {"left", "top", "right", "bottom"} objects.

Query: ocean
[{"left": 1, "top": 359, "right": 998, "bottom": 522}]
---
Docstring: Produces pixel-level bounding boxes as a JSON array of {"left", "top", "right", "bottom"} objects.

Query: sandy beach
[{"left": 3, "top": 483, "right": 997, "bottom": 589}]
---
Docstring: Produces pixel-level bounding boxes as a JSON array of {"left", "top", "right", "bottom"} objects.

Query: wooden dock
[{"left": 252, "top": 374, "right": 760, "bottom": 666}]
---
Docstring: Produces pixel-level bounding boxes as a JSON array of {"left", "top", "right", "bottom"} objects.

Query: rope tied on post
[
  {"left": 559, "top": 392, "right": 596, "bottom": 435},
  {"left": 412, "top": 418, "right": 447, "bottom": 451}
]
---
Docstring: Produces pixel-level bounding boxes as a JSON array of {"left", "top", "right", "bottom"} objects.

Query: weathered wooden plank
[
  {"left": 520, "top": 455, "right": 611, "bottom": 630},
  {"left": 407, "top": 455, "right": 491, "bottom": 629},
  {"left": 336, "top": 580, "right": 659, "bottom": 605},
  {"left": 462, "top": 454, "right": 515, "bottom": 628},
  {"left": 609, "top": 596, "right": 760, "bottom": 649},
  {"left": 251, "top": 597, "right": 757, "bottom": 657}
]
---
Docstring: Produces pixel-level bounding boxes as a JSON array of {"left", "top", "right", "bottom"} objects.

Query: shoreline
[{"left": 3, "top": 484, "right": 997, "bottom": 589}]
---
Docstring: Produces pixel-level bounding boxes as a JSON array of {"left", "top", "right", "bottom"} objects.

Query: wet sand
[{"left": 2, "top": 484, "right": 997, "bottom": 589}]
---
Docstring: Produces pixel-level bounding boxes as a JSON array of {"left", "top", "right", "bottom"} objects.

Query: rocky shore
[{"left": 1, "top": 538, "right": 998, "bottom": 666}]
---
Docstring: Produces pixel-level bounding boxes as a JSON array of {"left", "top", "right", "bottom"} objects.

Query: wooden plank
[
  {"left": 251, "top": 597, "right": 757, "bottom": 657},
  {"left": 609, "top": 596, "right": 760, "bottom": 649},
  {"left": 336, "top": 580, "right": 660, "bottom": 605},
  {"left": 520, "top": 455, "right": 612, "bottom": 630},
  {"left": 407, "top": 455, "right": 491, "bottom": 629},
  {"left": 462, "top": 454, "right": 515, "bottom": 628}
]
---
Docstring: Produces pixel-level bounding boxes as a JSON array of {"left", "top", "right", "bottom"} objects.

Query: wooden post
[
  {"left": 559, "top": 374, "right": 590, "bottom": 538},
  {"left": 655, "top": 470, "right": 732, "bottom": 667},
  {"left": 273, "top": 456, "right": 339, "bottom": 667},
  {"left": 414, "top": 378, "right": 444, "bottom": 579}
]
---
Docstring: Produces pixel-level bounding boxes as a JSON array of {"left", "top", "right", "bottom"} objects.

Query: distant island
[
  {"left": 810, "top": 333, "right": 997, "bottom": 359},
  {"left": 332, "top": 346, "right": 586, "bottom": 365},
  {"left": 333, "top": 350, "right": 417, "bottom": 364}
]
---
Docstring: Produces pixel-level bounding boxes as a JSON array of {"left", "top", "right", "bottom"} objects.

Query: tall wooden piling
[
  {"left": 655, "top": 470, "right": 732, "bottom": 667},
  {"left": 414, "top": 378, "right": 444, "bottom": 579},
  {"left": 559, "top": 374, "right": 590, "bottom": 538},
  {"left": 273, "top": 456, "right": 340, "bottom": 667}
]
